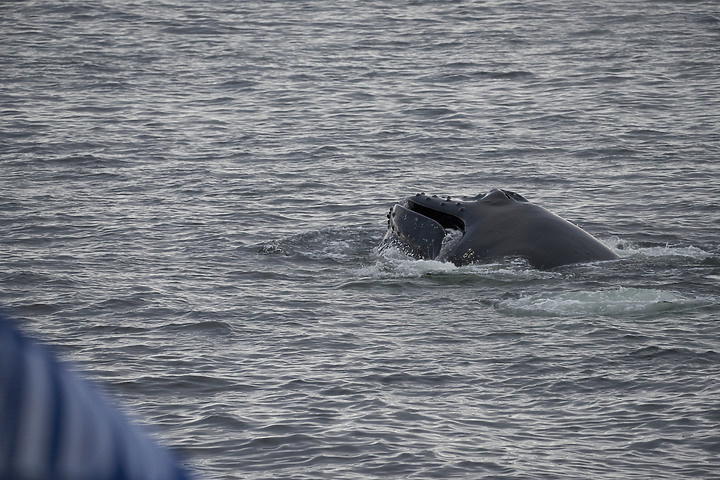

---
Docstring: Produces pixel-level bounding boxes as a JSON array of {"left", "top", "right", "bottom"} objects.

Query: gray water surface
[{"left": 2, "top": 1, "right": 720, "bottom": 478}]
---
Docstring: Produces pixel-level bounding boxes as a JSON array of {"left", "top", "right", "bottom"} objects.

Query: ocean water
[{"left": 2, "top": 1, "right": 720, "bottom": 478}]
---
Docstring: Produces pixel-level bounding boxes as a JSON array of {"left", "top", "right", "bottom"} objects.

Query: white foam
[
  {"left": 319, "top": 240, "right": 352, "bottom": 260},
  {"left": 359, "top": 246, "right": 458, "bottom": 279},
  {"left": 435, "top": 229, "right": 464, "bottom": 261},
  {"left": 498, "top": 287, "right": 705, "bottom": 317},
  {"left": 605, "top": 237, "right": 711, "bottom": 260},
  {"left": 360, "top": 245, "right": 558, "bottom": 281}
]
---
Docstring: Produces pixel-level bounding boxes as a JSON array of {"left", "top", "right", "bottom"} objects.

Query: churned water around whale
[{"left": 2, "top": 1, "right": 720, "bottom": 479}]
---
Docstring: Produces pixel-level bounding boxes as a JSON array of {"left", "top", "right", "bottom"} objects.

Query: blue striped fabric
[{"left": 0, "top": 316, "right": 194, "bottom": 480}]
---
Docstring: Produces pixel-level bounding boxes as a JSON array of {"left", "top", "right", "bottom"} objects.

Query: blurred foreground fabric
[{"left": 0, "top": 315, "right": 193, "bottom": 480}]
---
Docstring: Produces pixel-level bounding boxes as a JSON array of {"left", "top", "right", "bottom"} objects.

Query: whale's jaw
[{"left": 382, "top": 196, "right": 467, "bottom": 260}]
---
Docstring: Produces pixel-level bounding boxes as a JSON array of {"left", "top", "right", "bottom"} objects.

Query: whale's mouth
[
  {"left": 406, "top": 199, "right": 466, "bottom": 233},
  {"left": 382, "top": 195, "right": 469, "bottom": 260}
]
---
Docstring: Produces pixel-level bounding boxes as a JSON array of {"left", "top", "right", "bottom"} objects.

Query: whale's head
[{"left": 383, "top": 189, "right": 528, "bottom": 260}]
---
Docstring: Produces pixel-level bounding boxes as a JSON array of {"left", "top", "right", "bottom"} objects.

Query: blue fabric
[{"left": 0, "top": 316, "right": 194, "bottom": 480}]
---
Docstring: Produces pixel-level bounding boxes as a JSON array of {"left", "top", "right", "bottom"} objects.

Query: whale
[{"left": 382, "top": 189, "right": 619, "bottom": 269}]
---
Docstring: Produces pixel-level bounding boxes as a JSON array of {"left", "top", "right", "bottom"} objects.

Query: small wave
[
  {"left": 257, "top": 227, "right": 376, "bottom": 263},
  {"left": 606, "top": 237, "right": 711, "bottom": 260},
  {"left": 158, "top": 320, "right": 234, "bottom": 335},
  {"left": 401, "top": 107, "right": 457, "bottom": 118},
  {"left": 219, "top": 78, "right": 258, "bottom": 91},
  {"left": 498, "top": 287, "right": 705, "bottom": 317},
  {"left": 473, "top": 70, "right": 535, "bottom": 80},
  {"left": 358, "top": 248, "right": 458, "bottom": 279},
  {"left": 115, "top": 374, "right": 240, "bottom": 396},
  {"left": 629, "top": 345, "right": 720, "bottom": 365},
  {"left": 359, "top": 245, "right": 557, "bottom": 281}
]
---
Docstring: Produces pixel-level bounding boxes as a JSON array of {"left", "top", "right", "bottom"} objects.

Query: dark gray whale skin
[{"left": 382, "top": 189, "right": 619, "bottom": 269}]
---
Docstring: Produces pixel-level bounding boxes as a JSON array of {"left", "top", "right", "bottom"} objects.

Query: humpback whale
[{"left": 382, "top": 189, "right": 619, "bottom": 269}]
